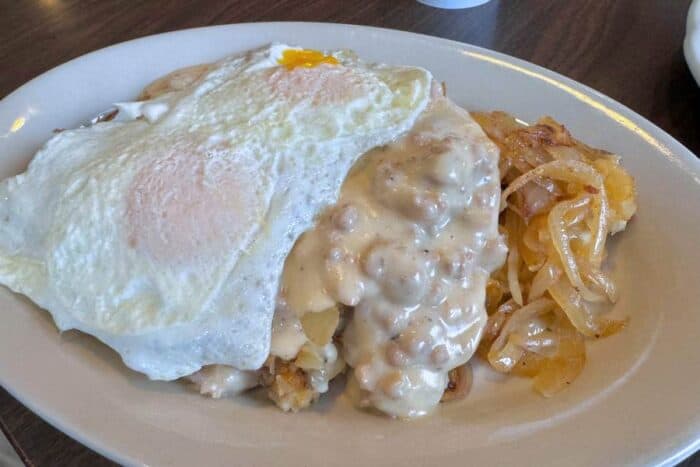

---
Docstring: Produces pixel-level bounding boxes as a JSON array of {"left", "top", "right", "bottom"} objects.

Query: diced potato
[
  {"left": 263, "top": 359, "right": 318, "bottom": 412},
  {"left": 593, "top": 157, "right": 637, "bottom": 234},
  {"left": 521, "top": 215, "right": 548, "bottom": 270},
  {"left": 301, "top": 306, "right": 340, "bottom": 346},
  {"left": 294, "top": 343, "right": 324, "bottom": 371}
]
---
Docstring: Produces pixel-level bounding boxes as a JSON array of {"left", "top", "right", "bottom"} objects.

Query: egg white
[{"left": 0, "top": 45, "right": 432, "bottom": 380}]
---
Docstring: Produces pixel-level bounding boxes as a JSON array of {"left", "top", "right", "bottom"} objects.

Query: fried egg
[{"left": 0, "top": 44, "right": 432, "bottom": 380}]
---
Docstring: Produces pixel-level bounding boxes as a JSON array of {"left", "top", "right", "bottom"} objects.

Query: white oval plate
[{"left": 0, "top": 23, "right": 699, "bottom": 467}]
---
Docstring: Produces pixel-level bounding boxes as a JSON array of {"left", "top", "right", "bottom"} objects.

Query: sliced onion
[
  {"left": 596, "top": 317, "right": 628, "bottom": 337},
  {"left": 523, "top": 148, "right": 551, "bottom": 170},
  {"left": 528, "top": 260, "right": 562, "bottom": 301},
  {"left": 547, "top": 277, "right": 598, "bottom": 337},
  {"left": 477, "top": 310, "right": 508, "bottom": 358},
  {"left": 506, "top": 202, "right": 526, "bottom": 220},
  {"left": 489, "top": 340, "right": 525, "bottom": 373},
  {"left": 546, "top": 145, "right": 584, "bottom": 162},
  {"left": 520, "top": 181, "right": 556, "bottom": 219},
  {"left": 509, "top": 330, "right": 559, "bottom": 357},
  {"left": 497, "top": 298, "right": 519, "bottom": 314},
  {"left": 548, "top": 196, "right": 604, "bottom": 302},
  {"left": 535, "top": 117, "right": 576, "bottom": 145},
  {"left": 532, "top": 343, "right": 585, "bottom": 397},
  {"left": 511, "top": 351, "right": 546, "bottom": 377},
  {"left": 564, "top": 202, "right": 590, "bottom": 227},
  {"left": 533, "top": 176, "right": 564, "bottom": 197},
  {"left": 531, "top": 310, "right": 586, "bottom": 397},
  {"left": 498, "top": 157, "right": 513, "bottom": 182},
  {"left": 521, "top": 215, "right": 548, "bottom": 270},
  {"left": 507, "top": 243, "right": 523, "bottom": 306},
  {"left": 588, "top": 191, "right": 610, "bottom": 267},
  {"left": 511, "top": 155, "right": 537, "bottom": 175},
  {"left": 504, "top": 210, "right": 524, "bottom": 306},
  {"left": 500, "top": 160, "right": 604, "bottom": 212},
  {"left": 485, "top": 278, "right": 506, "bottom": 315},
  {"left": 474, "top": 111, "right": 637, "bottom": 397},
  {"left": 586, "top": 269, "right": 619, "bottom": 303},
  {"left": 483, "top": 310, "right": 508, "bottom": 340},
  {"left": 488, "top": 298, "right": 556, "bottom": 372}
]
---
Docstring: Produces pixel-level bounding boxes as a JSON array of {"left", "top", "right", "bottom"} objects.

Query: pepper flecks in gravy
[{"left": 272, "top": 94, "right": 506, "bottom": 417}]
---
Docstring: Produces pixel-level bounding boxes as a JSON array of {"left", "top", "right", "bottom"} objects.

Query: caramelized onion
[
  {"left": 500, "top": 160, "right": 604, "bottom": 212},
  {"left": 488, "top": 298, "right": 556, "bottom": 372},
  {"left": 472, "top": 111, "right": 636, "bottom": 397},
  {"left": 548, "top": 195, "right": 604, "bottom": 302},
  {"left": 528, "top": 260, "right": 562, "bottom": 302},
  {"left": 507, "top": 243, "right": 523, "bottom": 306},
  {"left": 547, "top": 277, "right": 598, "bottom": 337}
]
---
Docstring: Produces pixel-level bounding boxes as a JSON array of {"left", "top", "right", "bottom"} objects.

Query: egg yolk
[{"left": 278, "top": 49, "right": 339, "bottom": 70}]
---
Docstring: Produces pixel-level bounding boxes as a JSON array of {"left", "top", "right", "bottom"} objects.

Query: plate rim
[
  {"left": 2, "top": 21, "right": 699, "bottom": 174},
  {"left": 0, "top": 21, "right": 699, "bottom": 466}
]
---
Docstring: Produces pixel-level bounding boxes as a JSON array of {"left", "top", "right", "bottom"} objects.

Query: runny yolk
[{"left": 278, "top": 49, "right": 339, "bottom": 70}]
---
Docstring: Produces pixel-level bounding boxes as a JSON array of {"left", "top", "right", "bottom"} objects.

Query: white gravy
[{"left": 272, "top": 95, "right": 506, "bottom": 417}]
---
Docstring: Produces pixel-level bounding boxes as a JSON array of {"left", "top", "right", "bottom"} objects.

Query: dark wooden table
[{"left": 0, "top": 1, "right": 698, "bottom": 465}]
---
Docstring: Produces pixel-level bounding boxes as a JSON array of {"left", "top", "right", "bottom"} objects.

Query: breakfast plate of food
[{"left": 0, "top": 22, "right": 698, "bottom": 466}]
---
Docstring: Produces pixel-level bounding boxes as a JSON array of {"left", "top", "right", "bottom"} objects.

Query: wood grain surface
[{"left": 0, "top": 0, "right": 698, "bottom": 465}]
